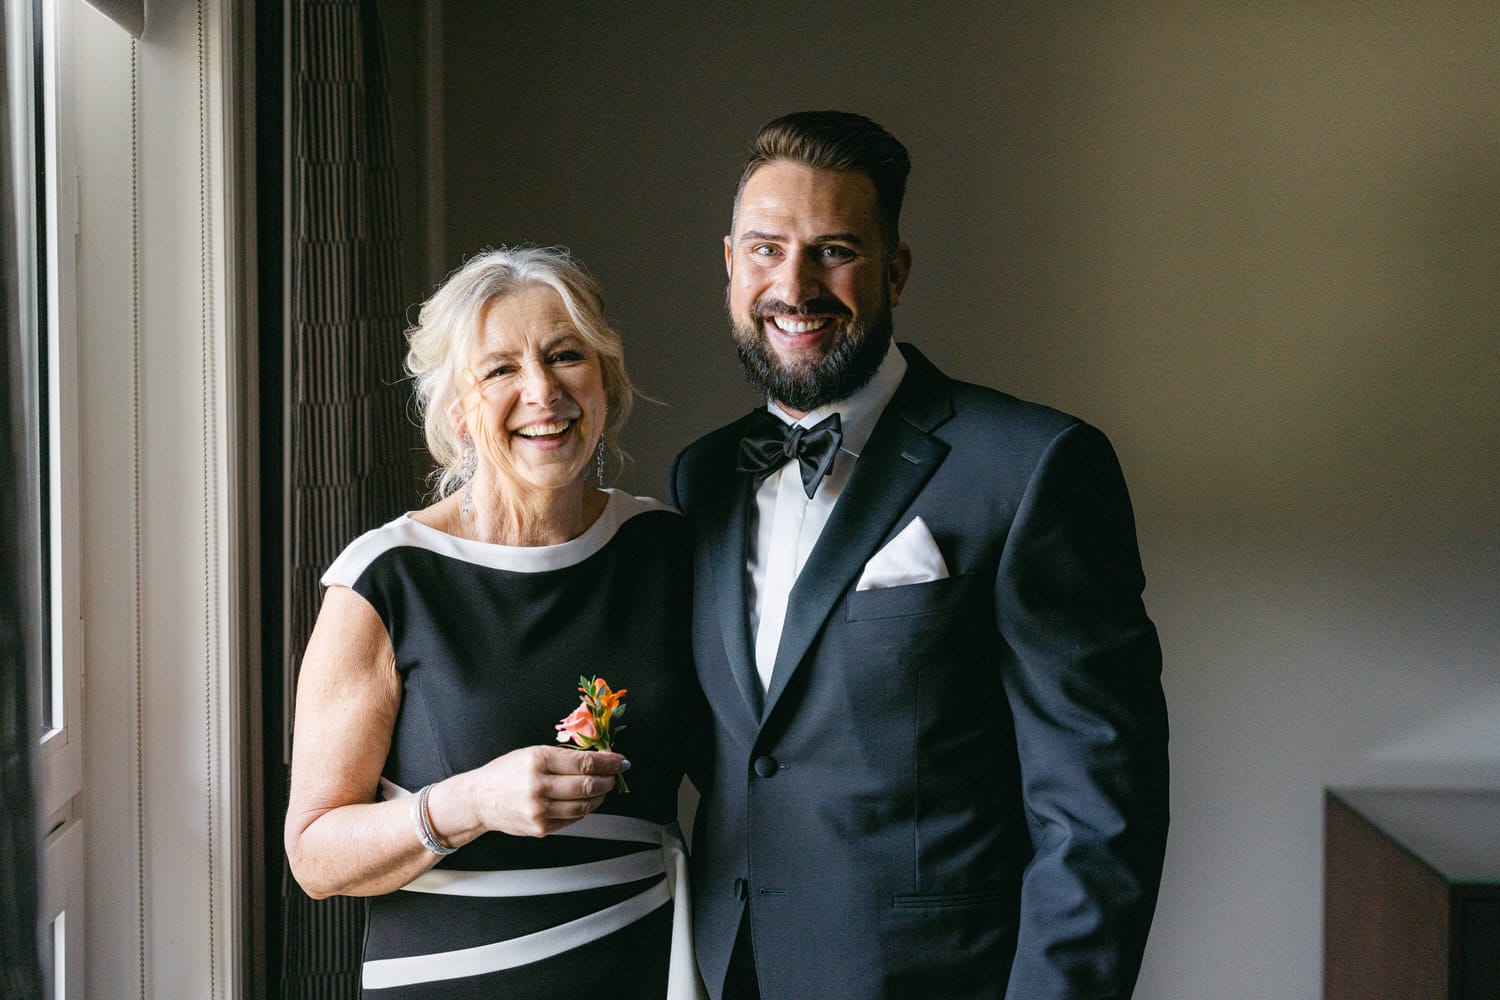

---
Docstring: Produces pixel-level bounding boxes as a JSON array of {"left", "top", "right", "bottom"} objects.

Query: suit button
[
  {"left": 733, "top": 878, "right": 748, "bottom": 900},
  {"left": 753, "top": 756, "right": 779, "bottom": 778}
]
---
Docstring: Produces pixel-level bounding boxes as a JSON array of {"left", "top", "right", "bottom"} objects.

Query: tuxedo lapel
[
  {"left": 705, "top": 442, "right": 765, "bottom": 721},
  {"left": 761, "top": 346, "right": 954, "bottom": 722}
]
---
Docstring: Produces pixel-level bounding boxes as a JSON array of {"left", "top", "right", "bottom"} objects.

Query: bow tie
[{"left": 736, "top": 410, "right": 844, "bottom": 499}]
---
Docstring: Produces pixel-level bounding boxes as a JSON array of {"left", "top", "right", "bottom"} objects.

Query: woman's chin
[{"left": 496, "top": 463, "right": 593, "bottom": 498}]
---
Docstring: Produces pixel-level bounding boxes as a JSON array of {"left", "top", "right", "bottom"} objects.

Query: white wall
[
  {"left": 72, "top": 0, "right": 241, "bottom": 995},
  {"left": 390, "top": 4, "right": 1500, "bottom": 997}
]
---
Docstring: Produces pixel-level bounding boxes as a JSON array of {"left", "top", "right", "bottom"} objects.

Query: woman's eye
[
  {"left": 485, "top": 365, "right": 516, "bottom": 379},
  {"left": 550, "top": 350, "right": 584, "bottom": 364}
]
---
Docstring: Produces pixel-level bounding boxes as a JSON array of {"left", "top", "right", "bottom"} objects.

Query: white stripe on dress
[{"left": 365, "top": 779, "right": 707, "bottom": 998}]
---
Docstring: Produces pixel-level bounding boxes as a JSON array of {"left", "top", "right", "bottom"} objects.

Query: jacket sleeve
[
  {"left": 665, "top": 445, "right": 714, "bottom": 796},
  {"left": 667, "top": 447, "right": 685, "bottom": 512},
  {"left": 996, "top": 421, "right": 1169, "bottom": 998}
]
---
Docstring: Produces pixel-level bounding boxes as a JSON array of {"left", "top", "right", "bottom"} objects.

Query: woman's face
[{"left": 458, "top": 284, "right": 607, "bottom": 498}]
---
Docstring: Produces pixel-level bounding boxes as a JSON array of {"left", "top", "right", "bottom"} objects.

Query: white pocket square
[{"left": 855, "top": 516, "right": 949, "bottom": 591}]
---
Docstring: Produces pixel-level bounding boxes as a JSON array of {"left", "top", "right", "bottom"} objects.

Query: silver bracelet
[{"left": 411, "top": 783, "right": 457, "bottom": 856}]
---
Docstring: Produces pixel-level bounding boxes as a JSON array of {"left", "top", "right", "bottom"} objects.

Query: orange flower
[
  {"left": 583, "top": 677, "right": 627, "bottom": 710},
  {"left": 556, "top": 675, "right": 631, "bottom": 793}
]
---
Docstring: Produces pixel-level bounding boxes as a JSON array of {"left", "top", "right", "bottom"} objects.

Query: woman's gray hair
[{"left": 406, "top": 245, "right": 636, "bottom": 498}]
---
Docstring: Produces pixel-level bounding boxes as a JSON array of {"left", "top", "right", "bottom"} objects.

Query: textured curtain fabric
[
  {"left": 280, "top": 1, "right": 417, "bottom": 996},
  {"left": 0, "top": 25, "right": 45, "bottom": 999}
]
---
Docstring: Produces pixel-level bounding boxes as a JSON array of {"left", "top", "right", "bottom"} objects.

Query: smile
[
  {"left": 770, "top": 316, "right": 833, "bottom": 335},
  {"left": 515, "top": 420, "right": 574, "bottom": 438}
]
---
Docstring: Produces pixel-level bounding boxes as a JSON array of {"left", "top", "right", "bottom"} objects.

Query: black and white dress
[{"left": 321, "top": 490, "right": 705, "bottom": 998}]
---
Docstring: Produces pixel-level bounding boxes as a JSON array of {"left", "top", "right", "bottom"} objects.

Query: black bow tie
[{"left": 736, "top": 410, "right": 844, "bottom": 499}]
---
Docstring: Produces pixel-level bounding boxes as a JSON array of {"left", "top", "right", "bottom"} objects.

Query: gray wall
[{"left": 386, "top": 5, "right": 1500, "bottom": 997}]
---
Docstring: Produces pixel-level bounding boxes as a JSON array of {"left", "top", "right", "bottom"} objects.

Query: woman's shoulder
[
  {"left": 604, "top": 490, "right": 681, "bottom": 521},
  {"left": 597, "top": 490, "right": 685, "bottom": 543},
  {"left": 596, "top": 492, "right": 690, "bottom": 575},
  {"left": 320, "top": 513, "right": 429, "bottom": 590}
]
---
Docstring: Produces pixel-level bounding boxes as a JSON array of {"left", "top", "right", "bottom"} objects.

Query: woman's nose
[{"left": 519, "top": 363, "right": 561, "bottom": 405}]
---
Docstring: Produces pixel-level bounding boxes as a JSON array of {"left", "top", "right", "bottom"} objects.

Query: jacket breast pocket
[
  {"left": 845, "top": 573, "right": 971, "bottom": 622},
  {"left": 836, "top": 573, "right": 980, "bottom": 770}
]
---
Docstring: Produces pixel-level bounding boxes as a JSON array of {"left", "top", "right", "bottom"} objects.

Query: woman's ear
[{"left": 448, "top": 397, "right": 468, "bottom": 440}]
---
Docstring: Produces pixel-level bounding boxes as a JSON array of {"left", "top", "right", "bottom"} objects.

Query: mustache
[{"left": 750, "top": 297, "right": 852, "bottom": 320}]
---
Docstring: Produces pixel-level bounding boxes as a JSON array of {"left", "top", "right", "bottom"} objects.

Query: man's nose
[{"left": 770, "top": 252, "right": 822, "bottom": 308}]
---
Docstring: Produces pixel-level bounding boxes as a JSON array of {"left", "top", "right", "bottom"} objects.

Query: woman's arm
[{"left": 283, "top": 585, "right": 628, "bottom": 899}]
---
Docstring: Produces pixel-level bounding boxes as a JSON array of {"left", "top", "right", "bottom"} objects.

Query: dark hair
[{"left": 732, "top": 110, "right": 911, "bottom": 252}]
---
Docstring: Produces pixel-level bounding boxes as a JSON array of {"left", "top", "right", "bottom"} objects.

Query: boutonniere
[{"left": 555, "top": 675, "right": 629, "bottom": 794}]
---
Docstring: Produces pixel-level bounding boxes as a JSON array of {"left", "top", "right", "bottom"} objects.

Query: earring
[
  {"left": 460, "top": 433, "right": 477, "bottom": 515},
  {"left": 595, "top": 440, "right": 607, "bottom": 487}
]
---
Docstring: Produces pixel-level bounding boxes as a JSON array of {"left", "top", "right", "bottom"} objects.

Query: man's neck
[{"left": 767, "top": 341, "right": 908, "bottom": 457}]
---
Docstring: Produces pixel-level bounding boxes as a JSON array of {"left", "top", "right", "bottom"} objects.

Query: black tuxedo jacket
[{"left": 668, "top": 344, "right": 1169, "bottom": 999}]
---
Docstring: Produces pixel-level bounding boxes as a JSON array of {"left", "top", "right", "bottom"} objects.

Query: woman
[{"left": 285, "top": 246, "right": 705, "bottom": 998}]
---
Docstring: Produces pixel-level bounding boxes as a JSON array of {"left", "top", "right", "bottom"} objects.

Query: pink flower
[
  {"left": 555, "top": 704, "right": 598, "bottom": 744},
  {"left": 554, "top": 674, "right": 631, "bottom": 793}
]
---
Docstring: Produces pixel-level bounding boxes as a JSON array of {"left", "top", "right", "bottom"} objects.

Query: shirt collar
[{"left": 767, "top": 340, "right": 907, "bottom": 460}]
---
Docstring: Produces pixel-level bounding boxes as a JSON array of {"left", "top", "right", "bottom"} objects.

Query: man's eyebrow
[
  {"left": 813, "top": 231, "right": 866, "bottom": 246},
  {"left": 737, "top": 229, "right": 867, "bottom": 246}
]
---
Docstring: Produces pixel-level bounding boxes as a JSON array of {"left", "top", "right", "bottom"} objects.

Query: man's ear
[
  {"left": 887, "top": 243, "right": 912, "bottom": 306},
  {"left": 723, "top": 235, "right": 734, "bottom": 279}
]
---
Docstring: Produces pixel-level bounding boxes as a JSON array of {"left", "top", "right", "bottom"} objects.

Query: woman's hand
[{"left": 431, "top": 746, "right": 627, "bottom": 841}]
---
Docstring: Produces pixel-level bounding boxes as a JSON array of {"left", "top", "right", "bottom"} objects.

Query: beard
[{"left": 730, "top": 293, "right": 894, "bottom": 413}]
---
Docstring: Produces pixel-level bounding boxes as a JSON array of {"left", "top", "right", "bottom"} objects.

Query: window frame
[
  {"left": 16, "top": 0, "right": 86, "bottom": 996},
  {"left": 32, "top": 0, "right": 82, "bottom": 827}
]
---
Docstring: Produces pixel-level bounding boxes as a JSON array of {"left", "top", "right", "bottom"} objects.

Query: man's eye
[
  {"left": 819, "top": 245, "right": 855, "bottom": 260},
  {"left": 751, "top": 244, "right": 779, "bottom": 257}
]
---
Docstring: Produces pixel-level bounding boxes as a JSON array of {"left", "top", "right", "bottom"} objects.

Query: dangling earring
[
  {"left": 595, "top": 440, "right": 607, "bottom": 487},
  {"left": 459, "top": 433, "right": 477, "bottom": 515}
]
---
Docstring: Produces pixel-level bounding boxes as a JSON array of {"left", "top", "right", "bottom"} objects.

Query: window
[
  {"left": 8, "top": 0, "right": 84, "bottom": 994},
  {"left": 9, "top": 1, "right": 247, "bottom": 991}
]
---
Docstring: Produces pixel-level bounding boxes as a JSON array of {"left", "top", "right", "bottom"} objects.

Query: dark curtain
[
  {"left": 0, "top": 19, "right": 45, "bottom": 1000},
  {"left": 278, "top": 1, "right": 417, "bottom": 996}
]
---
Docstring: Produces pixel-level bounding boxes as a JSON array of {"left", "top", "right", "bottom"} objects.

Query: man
[{"left": 669, "top": 111, "right": 1169, "bottom": 999}]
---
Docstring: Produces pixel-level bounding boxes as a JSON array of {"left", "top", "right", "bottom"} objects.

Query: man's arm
[
  {"left": 995, "top": 421, "right": 1169, "bottom": 998},
  {"left": 667, "top": 447, "right": 685, "bottom": 512}
]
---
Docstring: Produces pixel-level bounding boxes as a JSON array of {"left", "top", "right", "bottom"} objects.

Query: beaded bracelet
[{"left": 411, "top": 783, "right": 457, "bottom": 856}]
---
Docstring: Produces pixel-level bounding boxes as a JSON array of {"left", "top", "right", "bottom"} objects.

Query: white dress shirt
[{"left": 747, "top": 341, "right": 908, "bottom": 693}]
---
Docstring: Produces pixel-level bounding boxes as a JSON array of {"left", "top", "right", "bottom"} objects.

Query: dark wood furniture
[{"left": 1324, "top": 788, "right": 1500, "bottom": 1000}]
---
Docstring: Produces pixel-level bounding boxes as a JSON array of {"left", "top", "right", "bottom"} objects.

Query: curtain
[
  {"left": 279, "top": 1, "right": 416, "bottom": 996},
  {"left": 0, "top": 18, "right": 44, "bottom": 998},
  {"left": 82, "top": 0, "right": 145, "bottom": 38}
]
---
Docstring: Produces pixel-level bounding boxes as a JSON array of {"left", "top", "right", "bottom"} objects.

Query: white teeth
[
  {"left": 772, "top": 316, "right": 830, "bottom": 335},
  {"left": 517, "top": 420, "right": 571, "bottom": 438}
]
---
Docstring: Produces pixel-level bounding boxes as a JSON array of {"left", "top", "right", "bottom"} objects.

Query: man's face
[{"left": 725, "top": 161, "right": 911, "bottom": 416}]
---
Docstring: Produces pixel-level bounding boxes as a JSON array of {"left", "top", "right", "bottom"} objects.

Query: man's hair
[{"left": 732, "top": 110, "right": 911, "bottom": 252}]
